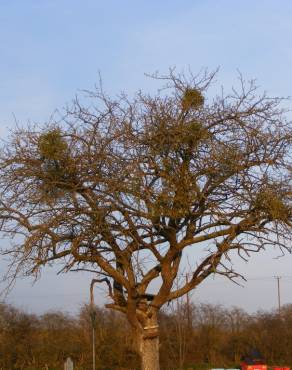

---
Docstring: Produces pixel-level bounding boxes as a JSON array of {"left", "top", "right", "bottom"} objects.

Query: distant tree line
[{"left": 0, "top": 301, "right": 292, "bottom": 370}]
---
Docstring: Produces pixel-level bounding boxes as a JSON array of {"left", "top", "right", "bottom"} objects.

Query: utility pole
[
  {"left": 185, "top": 273, "right": 191, "bottom": 330},
  {"left": 89, "top": 277, "right": 110, "bottom": 370},
  {"left": 90, "top": 279, "right": 97, "bottom": 370},
  {"left": 275, "top": 276, "right": 281, "bottom": 316}
]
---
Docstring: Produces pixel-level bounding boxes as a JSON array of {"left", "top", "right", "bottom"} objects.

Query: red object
[
  {"left": 273, "top": 367, "right": 290, "bottom": 370},
  {"left": 241, "top": 364, "right": 267, "bottom": 370}
]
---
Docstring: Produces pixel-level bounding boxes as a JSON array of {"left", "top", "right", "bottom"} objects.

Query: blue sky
[{"left": 1, "top": 0, "right": 292, "bottom": 314}]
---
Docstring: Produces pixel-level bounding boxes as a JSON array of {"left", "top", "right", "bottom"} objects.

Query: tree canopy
[{"left": 0, "top": 70, "right": 291, "bottom": 369}]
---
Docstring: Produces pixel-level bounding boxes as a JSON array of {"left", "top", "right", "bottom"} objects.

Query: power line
[{"left": 177, "top": 273, "right": 292, "bottom": 282}]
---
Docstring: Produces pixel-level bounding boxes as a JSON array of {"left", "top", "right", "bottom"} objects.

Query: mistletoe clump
[
  {"left": 181, "top": 88, "right": 204, "bottom": 111},
  {"left": 255, "top": 189, "right": 289, "bottom": 221},
  {"left": 38, "top": 129, "right": 68, "bottom": 160},
  {"left": 37, "top": 129, "right": 74, "bottom": 201}
]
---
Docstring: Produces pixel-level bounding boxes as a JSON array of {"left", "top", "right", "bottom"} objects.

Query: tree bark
[
  {"left": 134, "top": 316, "right": 160, "bottom": 370},
  {"left": 140, "top": 334, "right": 160, "bottom": 370}
]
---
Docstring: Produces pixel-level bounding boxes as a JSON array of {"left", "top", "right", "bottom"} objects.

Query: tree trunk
[
  {"left": 134, "top": 316, "right": 160, "bottom": 370},
  {"left": 140, "top": 334, "right": 160, "bottom": 370}
]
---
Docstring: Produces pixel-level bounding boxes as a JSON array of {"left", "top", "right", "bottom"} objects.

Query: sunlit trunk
[
  {"left": 140, "top": 334, "right": 160, "bottom": 370},
  {"left": 134, "top": 317, "right": 160, "bottom": 370}
]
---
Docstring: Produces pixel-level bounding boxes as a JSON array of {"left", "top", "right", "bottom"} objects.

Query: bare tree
[{"left": 0, "top": 70, "right": 291, "bottom": 370}]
